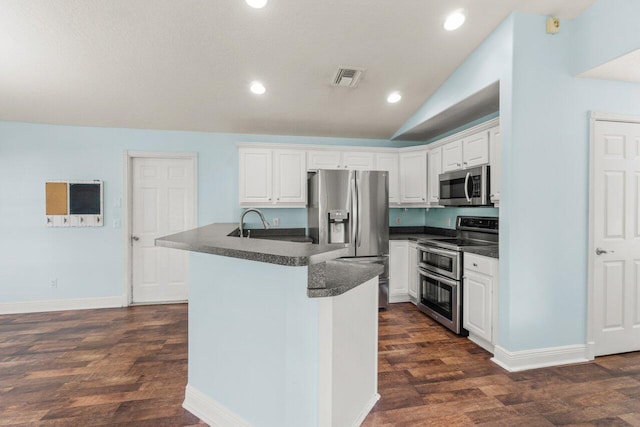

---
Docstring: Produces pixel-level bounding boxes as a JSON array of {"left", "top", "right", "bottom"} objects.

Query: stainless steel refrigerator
[{"left": 308, "top": 169, "right": 390, "bottom": 308}]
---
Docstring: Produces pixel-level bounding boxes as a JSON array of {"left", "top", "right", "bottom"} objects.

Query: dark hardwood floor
[
  {"left": 364, "top": 303, "right": 640, "bottom": 426},
  {"left": 0, "top": 304, "right": 204, "bottom": 426},
  {"left": 2, "top": 302, "right": 640, "bottom": 426}
]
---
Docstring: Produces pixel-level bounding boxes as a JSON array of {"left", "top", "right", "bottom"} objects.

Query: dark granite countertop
[
  {"left": 389, "top": 226, "right": 455, "bottom": 242},
  {"left": 463, "top": 246, "right": 499, "bottom": 259},
  {"left": 155, "top": 223, "right": 382, "bottom": 298},
  {"left": 390, "top": 226, "right": 499, "bottom": 259}
]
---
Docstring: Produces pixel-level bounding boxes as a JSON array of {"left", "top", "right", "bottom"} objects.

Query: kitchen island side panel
[{"left": 187, "top": 252, "right": 318, "bottom": 427}]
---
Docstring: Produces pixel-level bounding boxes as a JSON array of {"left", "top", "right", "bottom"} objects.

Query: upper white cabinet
[
  {"left": 428, "top": 146, "right": 442, "bottom": 205},
  {"left": 307, "top": 150, "right": 374, "bottom": 170},
  {"left": 489, "top": 126, "right": 501, "bottom": 206},
  {"left": 239, "top": 148, "right": 273, "bottom": 205},
  {"left": 463, "top": 131, "right": 490, "bottom": 168},
  {"left": 442, "top": 139, "right": 463, "bottom": 172},
  {"left": 375, "top": 153, "right": 400, "bottom": 205},
  {"left": 307, "top": 150, "right": 343, "bottom": 170},
  {"left": 342, "top": 151, "right": 375, "bottom": 170},
  {"left": 399, "top": 151, "right": 428, "bottom": 205},
  {"left": 237, "top": 119, "right": 499, "bottom": 209},
  {"left": 463, "top": 253, "right": 499, "bottom": 352},
  {"left": 239, "top": 148, "right": 306, "bottom": 207},
  {"left": 273, "top": 150, "right": 307, "bottom": 204},
  {"left": 442, "top": 131, "right": 489, "bottom": 173}
]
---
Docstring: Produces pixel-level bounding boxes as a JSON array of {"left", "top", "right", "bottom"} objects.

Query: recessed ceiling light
[
  {"left": 444, "top": 9, "right": 466, "bottom": 31},
  {"left": 250, "top": 81, "right": 266, "bottom": 95},
  {"left": 387, "top": 92, "right": 402, "bottom": 103},
  {"left": 246, "top": 0, "right": 267, "bottom": 9}
]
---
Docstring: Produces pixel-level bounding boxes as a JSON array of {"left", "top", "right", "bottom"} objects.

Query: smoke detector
[{"left": 332, "top": 67, "right": 365, "bottom": 88}]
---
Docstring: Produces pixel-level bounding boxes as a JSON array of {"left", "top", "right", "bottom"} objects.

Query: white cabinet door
[
  {"left": 389, "top": 241, "right": 410, "bottom": 302},
  {"left": 408, "top": 242, "right": 418, "bottom": 303},
  {"left": 375, "top": 153, "right": 400, "bottom": 205},
  {"left": 442, "top": 140, "right": 463, "bottom": 172},
  {"left": 343, "top": 151, "right": 375, "bottom": 170},
  {"left": 399, "top": 151, "right": 427, "bottom": 204},
  {"left": 273, "top": 149, "right": 307, "bottom": 205},
  {"left": 463, "top": 253, "right": 499, "bottom": 350},
  {"left": 307, "top": 150, "right": 342, "bottom": 170},
  {"left": 489, "top": 127, "right": 501, "bottom": 206},
  {"left": 428, "top": 146, "right": 442, "bottom": 205},
  {"left": 463, "top": 271, "right": 492, "bottom": 342},
  {"left": 239, "top": 148, "right": 273, "bottom": 204},
  {"left": 463, "top": 131, "right": 489, "bottom": 168}
]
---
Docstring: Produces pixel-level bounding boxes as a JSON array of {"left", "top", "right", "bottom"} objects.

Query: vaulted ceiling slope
[{"left": 0, "top": 0, "right": 596, "bottom": 139}]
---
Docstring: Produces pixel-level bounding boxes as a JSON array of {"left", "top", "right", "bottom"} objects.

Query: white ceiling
[{"left": 0, "top": 0, "right": 596, "bottom": 139}]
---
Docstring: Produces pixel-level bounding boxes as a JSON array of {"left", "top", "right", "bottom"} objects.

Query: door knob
[
  {"left": 595, "top": 247, "right": 613, "bottom": 255},
  {"left": 132, "top": 236, "right": 140, "bottom": 242}
]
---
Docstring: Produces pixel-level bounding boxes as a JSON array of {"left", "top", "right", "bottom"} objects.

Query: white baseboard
[
  {"left": 467, "top": 333, "right": 494, "bottom": 354},
  {"left": 389, "top": 293, "right": 410, "bottom": 303},
  {"left": 352, "top": 393, "right": 380, "bottom": 427},
  {"left": 183, "top": 385, "right": 252, "bottom": 427},
  {"left": 0, "top": 295, "right": 125, "bottom": 315},
  {"left": 491, "top": 344, "right": 589, "bottom": 372}
]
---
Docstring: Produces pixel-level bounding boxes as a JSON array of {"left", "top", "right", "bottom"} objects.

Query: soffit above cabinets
[
  {"left": 578, "top": 49, "right": 640, "bottom": 83},
  {"left": 393, "top": 82, "right": 499, "bottom": 142}
]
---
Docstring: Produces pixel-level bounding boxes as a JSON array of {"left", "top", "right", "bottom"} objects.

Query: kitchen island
[{"left": 156, "top": 223, "right": 383, "bottom": 427}]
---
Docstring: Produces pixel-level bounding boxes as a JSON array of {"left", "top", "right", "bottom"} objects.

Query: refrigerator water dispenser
[{"left": 328, "top": 210, "right": 349, "bottom": 243}]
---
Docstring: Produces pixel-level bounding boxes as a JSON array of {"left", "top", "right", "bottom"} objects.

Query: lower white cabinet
[
  {"left": 408, "top": 242, "right": 418, "bottom": 303},
  {"left": 463, "top": 253, "right": 499, "bottom": 352},
  {"left": 389, "top": 241, "right": 410, "bottom": 303}
]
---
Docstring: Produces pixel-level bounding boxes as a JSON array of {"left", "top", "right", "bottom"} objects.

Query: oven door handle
[
  {"left": 464, "top": 172, "right": 471, "bottom": 202},
  {"left": 418, "top": 245, "right": 458, "bottom": 258},
  {"left": 418, "top": 269, "right": 460, "bottom": 287}
]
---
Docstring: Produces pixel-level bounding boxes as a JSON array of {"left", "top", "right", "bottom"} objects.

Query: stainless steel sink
[{"left": 227, "top": 228, "right": 312, "bottom": 243}]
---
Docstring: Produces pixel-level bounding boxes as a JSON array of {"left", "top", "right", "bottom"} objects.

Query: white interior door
[
  {"left": 592, "top": 120, "right": 640, "bottom": 356},
  {"left": 131, "top": 156, "right": 196, "bottom": 304}
]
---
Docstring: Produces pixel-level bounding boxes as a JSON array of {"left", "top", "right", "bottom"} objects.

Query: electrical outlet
[
  {"left": 113, "top": 219, "right": 121, "bottom": 229},
  {"left": 273, "top": 218, "right": 279, "bottom": 227},
  {"left": 50, "top": 279, "right": 58, "bottom": 288},
  {"left": 395, "top": 216, "right": 402, "bottom": 225}
]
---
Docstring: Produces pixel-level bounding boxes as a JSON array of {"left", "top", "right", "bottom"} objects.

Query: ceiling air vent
[{"left": 332, "top": 67, "right": 364, "bottom": 87}]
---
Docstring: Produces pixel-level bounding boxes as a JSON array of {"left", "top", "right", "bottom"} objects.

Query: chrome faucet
[{"left": 239, "top": 208, "right": 270, "bottom": 238}]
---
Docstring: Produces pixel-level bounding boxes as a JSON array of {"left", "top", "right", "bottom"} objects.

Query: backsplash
[
  {"left": 424, "top": 207, "right": 499, "bottom": 229},
  {"left": 389, "top": 208, "right": 426, "bottom": 227},
  {"left": 240, "top": 206, "right": 498, "bottom": 230}
]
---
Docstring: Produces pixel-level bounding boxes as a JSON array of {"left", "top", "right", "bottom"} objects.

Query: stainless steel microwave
[{"left": 439, "top": 165, "right": 491, "bottom": 206}]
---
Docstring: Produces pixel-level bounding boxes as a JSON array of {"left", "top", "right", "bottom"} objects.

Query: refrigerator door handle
[
  {"left": 356, "top": 172, "right": 362, "bottom": 248},
  {"left": 350, "top": 171, "right": 358, "bottom": 246}
]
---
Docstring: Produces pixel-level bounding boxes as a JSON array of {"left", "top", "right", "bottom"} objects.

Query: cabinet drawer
[{"left": 464, "top": 253, "right": 493, "bottom": 275}]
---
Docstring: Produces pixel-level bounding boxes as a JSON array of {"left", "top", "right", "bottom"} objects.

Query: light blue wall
[
  {"left": 500, "top": 11, "right": 640, "bottom": 351},
  {"left": 424, "top": 207, "right": 498, "bottom": 230},
  {"left": 569, "top": 0, "right": 640, "bottom": 75},
  {"left": 189, "top": 253, "right": 318, "bottom": 426},
  {"left": 0, "top": 121, "right": 394, "bottom": 303}
]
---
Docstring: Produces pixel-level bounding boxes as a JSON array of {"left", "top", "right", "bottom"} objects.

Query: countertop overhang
[{"left": 155, "top": 223, "right": 384, "bottom": 297}]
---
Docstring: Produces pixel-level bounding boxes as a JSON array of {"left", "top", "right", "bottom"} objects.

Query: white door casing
[
  {"left": 590, "top": 117, "right": 640, "bottom": 357},
  {"left": 128, "top": 154, "right": 196, "bottom": 304}
]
